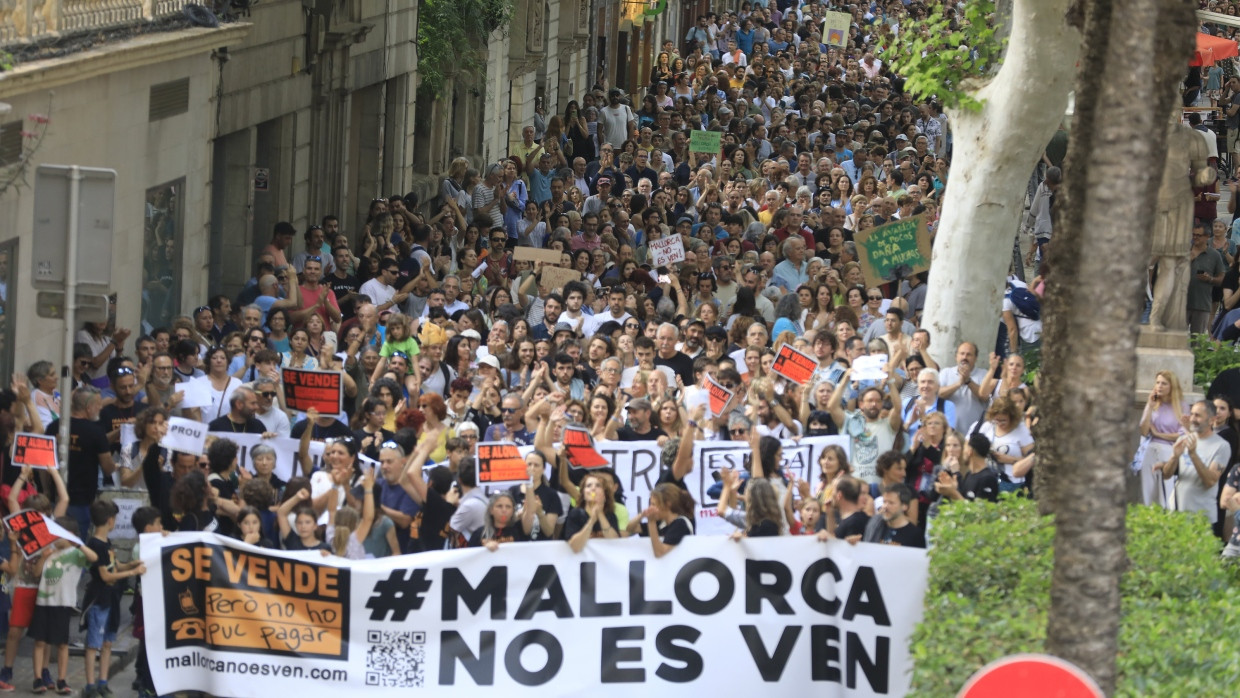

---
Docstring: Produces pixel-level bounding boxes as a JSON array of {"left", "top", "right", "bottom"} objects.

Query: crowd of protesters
[{"left": 8, "top": 1, "right": 1240, "bottom": 696}]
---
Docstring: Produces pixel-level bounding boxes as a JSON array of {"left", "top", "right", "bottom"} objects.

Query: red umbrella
[{"left": 1191, "top": 32, "right": 1239, "bottom": 66}]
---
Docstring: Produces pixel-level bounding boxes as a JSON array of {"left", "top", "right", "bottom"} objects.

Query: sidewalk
[{"left": 1, "top": 604, "right": 139, "bottom": 698}]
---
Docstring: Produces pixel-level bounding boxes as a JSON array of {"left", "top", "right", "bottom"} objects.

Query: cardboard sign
[
  {"left": 475, "top": 442, "right": 529, "bottom": 486},
  {"left": 770, "top": 344, "right": 819, "bottom": 386},
  {"left": 3, "top": 509, "right": 83, "bottom": 559},
  {"left": 853, "top": 215, "right": 933, "bottom": 288},
  {"left": 11, "top": 433, "right": 57, "bottom": 469},
  {"left": 159, "top": 417, "right": 208, "bottom": 456},
  {"left": 540, "top": 265, "right": 581, "bottom": 293},
  {"left": 513, "top": 246, "right": 563, "bottom": 265},
  {"left": 822, "top": 11, "right": 851, "bottom": 47},
  {"left": 689, "top": 129, "right": 723, "bottom": 154},
  {"left": 648, "top": 235, "right": 686, "bottom": 268},
  {"left": 281, "top": 367, "right": 344, "bottom": 416},
  {"left": 706, "top": 374, "right": 737, "bottom": 419},
  {"left": 562, "top": 426, "right": 609, "bottom": 470},
  {"left": 851, "top": 354, "right": 889, "bottom": 382}
]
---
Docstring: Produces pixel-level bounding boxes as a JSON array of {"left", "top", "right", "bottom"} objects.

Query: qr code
[{"left": 365, "top": 630, "right": 426, "bottom": 687}]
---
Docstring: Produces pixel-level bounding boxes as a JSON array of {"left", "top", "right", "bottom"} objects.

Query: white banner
[
  {"left": 141, "top": 532, "right": 927, "bottom": 698},
  {"left": 208, "top": 432, "right": 328, "bottom": 483},
  {"left": 594, "top": 436, "right": 849, "bottom": 536}
]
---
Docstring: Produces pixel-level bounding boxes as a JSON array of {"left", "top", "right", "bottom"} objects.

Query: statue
[{"left": 1148, "top": 111, "right": 1216, "bottom": 332}]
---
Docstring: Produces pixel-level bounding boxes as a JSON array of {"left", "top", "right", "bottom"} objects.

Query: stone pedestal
[{"left": 1134, "top": 327, "right": 1199, "bottom": 402}]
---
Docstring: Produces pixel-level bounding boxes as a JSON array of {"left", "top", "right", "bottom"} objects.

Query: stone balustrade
[{"left": 0, "top": 0, "right": 197, "bottom": 46}]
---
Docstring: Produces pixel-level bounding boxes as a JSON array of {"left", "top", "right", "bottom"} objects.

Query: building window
[
  {"left": 142, "top": 180, "right": 184, "bottom": 332},
  {"left": 0, "top": 122, "right": 22, "bottom": 166}
]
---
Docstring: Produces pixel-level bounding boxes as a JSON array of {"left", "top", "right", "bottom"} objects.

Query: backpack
[{"left": 1007, "top": 283, "right": 1041, "bottom": 321}]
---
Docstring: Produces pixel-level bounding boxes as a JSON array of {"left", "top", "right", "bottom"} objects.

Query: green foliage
[
  {"left": 416, "top": 0, "right": 515, "bottom": 98},
  {"left": 912, "top": 498, "right": 1240, "bottom": 697},
  {"left": 0, "top": 51, "right": 12, "bottom": 72},
  {"left": 880, "top": 0, "right": 1004, "bottom": 111},
  {"left": 1190, "top": 332, "right": 1240, "bottom": 390}
]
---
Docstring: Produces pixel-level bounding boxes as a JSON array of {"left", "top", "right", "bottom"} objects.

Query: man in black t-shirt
[
  {"left": 97, "top": 365, "right": 146, "bottom": 456},
  {"left": 616, "top": 398, "right": 668, "bottom": 441},
  {"left": 66, "top": 387, "right": 116, "bottom": 537},
  {"left": 934, "top": 432, "right": 1000, "bottom": 503},
  {"left": 832, "top": 477, "right": 870, "bottom": 540},
  {"left": 291, "top": 411, "right": 354, "bottom": 441},
  {"left": 207, "top": 386, "right": 268, "bottom": 434},
  {"left": 862, "top": 483, "right": 926, "bottom": 548},
  {"left": 328, "top": 245, "right": 361, "bottom": 321},
  {"left": 653, "top": 323, "right": 695, "bottom": 385}
]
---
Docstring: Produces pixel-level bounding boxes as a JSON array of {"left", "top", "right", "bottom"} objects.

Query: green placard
[
  {"left": 689, "top": 130, "right": 723, "bottom": 154},
  {"left": 854, "top": 215, "right": 932, "bottom": 287}
]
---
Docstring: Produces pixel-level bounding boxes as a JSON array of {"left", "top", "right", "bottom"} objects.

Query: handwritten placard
[
  {"left": 648, "top": 235, "right": 686, "bottom": 268},
  {"left": 689, "top": 130, "right": 723, "bottom": 154},
  {"left": 853, "top": 215, "right": 932, "bottom": 288}
]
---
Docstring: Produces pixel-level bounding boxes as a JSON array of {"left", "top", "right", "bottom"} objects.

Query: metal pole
[{"left": 57, "top": 166, "right": 81, "bottom": 473}]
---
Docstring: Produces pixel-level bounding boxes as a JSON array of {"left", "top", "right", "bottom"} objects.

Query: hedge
[{"left": 910, "top": 497, "right": 1240, "bottom": 696}]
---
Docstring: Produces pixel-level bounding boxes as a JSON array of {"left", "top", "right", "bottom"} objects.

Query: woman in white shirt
[{"left": 978, "top": 396, "right": 1035, "bottom": 494}]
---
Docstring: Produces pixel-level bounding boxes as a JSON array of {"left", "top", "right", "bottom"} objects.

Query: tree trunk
[
  {"left": 1037, "top": 0, "right": 1196, "bottom": 693},
  {"left": 919, "top": 0, "right": 1079, "bottom": 366}
]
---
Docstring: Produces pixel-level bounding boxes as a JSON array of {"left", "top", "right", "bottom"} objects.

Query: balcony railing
[{"left": 0, "top": 0, "right": 198, "bottom": 47}]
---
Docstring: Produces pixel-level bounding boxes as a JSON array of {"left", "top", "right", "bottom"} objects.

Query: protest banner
[
  {"left": 160, "top": 417, "right": 208, "bottom": 456},
  {"left": 562, "top": 426, "right": 609, "bottom": 469},
  {"left": 539, "top": 266, "right": 581, "bottom": 293},
  {"left": 98, "top": 489, "right": 150, "bottom": 545},
  {"left": 851, "top": 355, "right": 889, "bottom": 382},
  {"left": 512, "top": 246, "right": 562, "bottom": 265},
  {"left": 647, "top": 235, "right": 685, "bottom": 268},
  {"left": 589, "top": 436, "right": 848, "bottom": 536},
  {"left": 823, "top": 10, "right": 851, "bottom": 47},
  {"left": 142, "top": 532, "right": 927, "bottom": 698},
  {"left": 770, "top": 344, "right": 818, "bottom": 385},
  {"left": 688, "top": 129, "right": 723, "bottom": 154},
  {"left": 282, "top": 368, "right": 344, "bottom": 416},
  {"left": 11, "top": 433, "right": 57, "bottom": 469},
  {"left": 705, "top": 374, "right": 736, "bottom": 419},
  {"left": 475, "top": 442, "right": 529, "bottom": 486},
  {"left": 4, "top": 509, "right": 83, "bottom": 559},
  {"left": 853, "top": 215, "right": 932, "bottom": 289},
  {"left": 209, "top": 432, "right": 327, "bottom": 483},
  {"left": 620, "top": 365, "right": 675, "bottom": 389}
]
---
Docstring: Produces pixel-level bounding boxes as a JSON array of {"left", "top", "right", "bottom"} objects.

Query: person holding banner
[
  {"left": 564, "top": 472, "right": 621, "bottom": 552},
  {"left": 469, "top": 491, "right": 537, "bottom": 550},
  {"left": 117, "top": 408, "right": 168, "bottom": 489},
  {"left": 825, "top": 368, "right": 903, "bottom": 484},
  {"left": 636, "top": 483, "right": 695, "bottom": 557}
]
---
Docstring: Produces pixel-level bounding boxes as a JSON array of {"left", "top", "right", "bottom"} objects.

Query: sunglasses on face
[
  {"left": 730, "top": 428, "right": 747, "bottom": 436},
  {"left": 260, "top": 392, "right": 278, "bottom": 399},
  {"left": 501, "top": 407, "right": 519, "bottom": 414}
]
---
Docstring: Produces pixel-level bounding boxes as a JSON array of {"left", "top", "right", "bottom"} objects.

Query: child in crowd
[
  {"left": 130, "top": 506, "right": 163, "bottom": 698},
  {"left": 0, "top": 467, "right": 68, "bottom": 690},
  {"left": 277, "top": 489, "right": 329, "bottom": 551},
  {"left": 30, "top": 518, "right": 97, "bottom": 695},
  {"left": 373, "top": 313, "right": 421, "bottom": 396},
  {"left": 83, "top": 500, "right": 146, "bottom": 698},
  {"left": 236, "top": 506, "right": 277, "bottom": 549},
  {"left": 326, "top": 467, "right": 375, "bottom": 560}
]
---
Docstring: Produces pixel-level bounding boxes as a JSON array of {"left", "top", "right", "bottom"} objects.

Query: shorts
[
  {"left": 10, "top": 586, "right": 37, "bottom": 628},
  {"left": 85, "top": 605, "right": 116, "bottom": 650},
  {"left": 28, "top": 606, "right": 72, "bottom": 646}
]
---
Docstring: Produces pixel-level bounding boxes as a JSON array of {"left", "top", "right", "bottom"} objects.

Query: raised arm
[
  {"left": 355, "top": 467, "right": 376, "bottom": 543},
  {"left": 297, "top": 408, "right": 319, "bottom": 478},
  {"left": 672, "top": 404, "right": 705, "bottom": 481}
]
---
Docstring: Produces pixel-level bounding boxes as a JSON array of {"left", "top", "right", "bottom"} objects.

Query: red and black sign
[
  {"left": 563, "top": 426, "right": 609, "bottom": 470},
  {"left": 771, "top": 344, "right": 818, "bottom": 385},
  {"left": 11, "top": 433, "right": 57, "bottom": 469},
  {"left": 282, "top": 368, "right": 344, "bottom": 416}
]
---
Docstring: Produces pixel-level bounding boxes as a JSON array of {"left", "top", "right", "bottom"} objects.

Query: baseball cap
[
  {"left": 460, "top": 329, "right": 482, "bottom": 341},
  {"left": 628, "top": 397, "right": 653, "bottom": 411},
  {"left": 554, "top": 321, "right": 576, "bottom": 336},
  {"left": 478, "top": 355, "right": 501, "bottom": 369},
  {"left": 676, "top": 216, "right": 694, "bottom": 226}
]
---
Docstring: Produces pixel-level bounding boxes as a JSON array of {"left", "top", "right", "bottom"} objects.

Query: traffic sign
[
  {"left": 35, "top": 291, "right": 109, "bottom": 323},
  {"left": 31, "top": 165, "right": 115, "bottom": 291},
  {"left": 959, "top": 654, "right": 1104, "bottom": 698}
]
